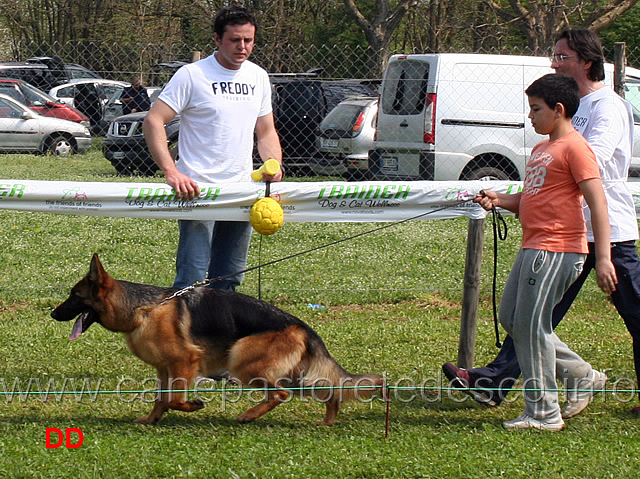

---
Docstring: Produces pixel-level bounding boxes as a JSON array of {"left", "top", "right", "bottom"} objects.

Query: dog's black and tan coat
[{"left": 52, "top": 254, "right": 382, "bottom": 425}]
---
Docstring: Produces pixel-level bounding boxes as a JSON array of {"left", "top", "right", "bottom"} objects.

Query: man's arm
[
  {"left": 583, "top": 99, "right": 629, "bottom": 170},
  {"left": 142, "top": 99, "right": 200, "bottom": 199},
  {"left": 255, "top": 113, "right": 283, "bottom": 182},
  {"left": 580, "top": 178, "right": 617, "bottom": 294}
]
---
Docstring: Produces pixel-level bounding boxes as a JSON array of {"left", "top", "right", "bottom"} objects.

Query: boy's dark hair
[
  {"left": 556, "top": 28, "right": 605, "bottom": 81},
  {"left": 525, "top": 73, "right": 580, "bottom": 118},
  {"left": 214, "top": 5, "right": 257, "bottom": 39}
]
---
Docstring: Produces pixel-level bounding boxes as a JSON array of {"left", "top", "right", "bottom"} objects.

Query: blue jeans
[
  {"left": 173, "top": 219, "right": 253, "bottom": 290},
  {"left": 468, "top": 241, "right": 640, "bottom": 404}
]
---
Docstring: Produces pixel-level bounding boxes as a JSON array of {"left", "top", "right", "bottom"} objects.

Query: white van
[{"left": 370, "top": 53, "right": 640, "bottom": 181}]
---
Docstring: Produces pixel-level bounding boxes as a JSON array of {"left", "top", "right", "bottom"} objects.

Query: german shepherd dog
[{"left": 51, "top": 254, "right": 383, "bottom": 425}]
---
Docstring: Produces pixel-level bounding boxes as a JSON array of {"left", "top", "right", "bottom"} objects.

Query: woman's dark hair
[
  {"left": 556, "top": 28, "right": 605, "bottom": 82},
  {"left": 214, "top": 5, "right": 258, "bottom": 39}
]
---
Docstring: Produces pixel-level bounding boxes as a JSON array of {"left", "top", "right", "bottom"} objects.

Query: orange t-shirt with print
[{"left": 519, "top": 129, "right": 600, "bottom": 253}]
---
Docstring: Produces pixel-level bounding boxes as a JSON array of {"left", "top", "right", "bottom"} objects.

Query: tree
[
  {"left": 482, "top": 0, "right": 640, "bottom": 54},
  {"left": 342, "top": 0, "right": 420, "bottom": 75}
]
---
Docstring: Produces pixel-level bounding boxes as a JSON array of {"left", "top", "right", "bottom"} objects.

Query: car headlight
[
  {"left": 80, "top": 120, "right": 91, "bottom": 128},
  {"left": 83, "top": 127, "right": 91, "bottom": 136}
]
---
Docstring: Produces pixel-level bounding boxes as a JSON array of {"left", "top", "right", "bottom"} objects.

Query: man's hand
[
  {"left": 596, "top": 259, "right": 618, "bottom": 295},
  {"left": 165, "top": 169, "right": 201, "bottom": 200}
]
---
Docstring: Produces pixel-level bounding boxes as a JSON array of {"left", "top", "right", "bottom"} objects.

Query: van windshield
[{"left": 381, "top": 61, "right": 429, "bottom": 116}]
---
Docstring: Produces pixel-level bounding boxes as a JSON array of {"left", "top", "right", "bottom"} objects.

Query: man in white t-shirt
[
  {"left": 443, "top": 28, "right": 640, "bottom": 418},
  {"left": 143, "top": 6, "right": 282, "bottom": 290}
]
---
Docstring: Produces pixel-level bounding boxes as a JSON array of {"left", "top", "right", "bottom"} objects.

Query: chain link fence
[{"left": 3, "top": 41, "right": 640, "bottom": 181}]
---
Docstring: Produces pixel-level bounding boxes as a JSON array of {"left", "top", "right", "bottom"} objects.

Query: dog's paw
[
  {"left": 134, "top": 416, "right": 156, "bottom": 424},
  {"left": 236, "top": 412, "right": 256, "bottom": 423},
  {"left": 186, "top": 398, "right": 205, "bottom": 410},
  {"left": 314, "top": 419, "right": 336, "bottom": 426}
]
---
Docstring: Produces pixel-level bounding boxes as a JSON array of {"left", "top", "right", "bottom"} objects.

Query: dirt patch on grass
[
  {"left": 311, "top": 295, "right": 462, "bottom": 322},
  {"left": 0, "top": 301, "right": 29, "bottom": 315}
]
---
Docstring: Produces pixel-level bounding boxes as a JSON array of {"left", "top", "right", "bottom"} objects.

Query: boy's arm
[
  {"left": 473, "top": 190, "right": 521, "bottom": 214},
  {"left": 579, "top": 178, "right": 618, "bottom": 294}
]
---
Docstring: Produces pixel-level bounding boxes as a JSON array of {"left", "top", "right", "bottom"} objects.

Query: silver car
[
  {"left": 48, "top": 79, "right": 129, "bottom": 109},
  {"left": 312, "top": 96, "right": 378, "bottom": 178},
  {"left": 0, "top": 93, "right": 92, "bottom": 156}
]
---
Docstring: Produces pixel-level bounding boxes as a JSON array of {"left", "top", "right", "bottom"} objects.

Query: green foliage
[
  {"left": 1, "top": 152, "right": 639, "bottom": 477},
  {"left": 601, "top": 3, "right": 640, "bottom": 64}
]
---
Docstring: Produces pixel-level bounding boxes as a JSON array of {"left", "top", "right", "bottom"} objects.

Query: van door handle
[{"left": 399, "top": 120, "right": 408, "bottom": 127}]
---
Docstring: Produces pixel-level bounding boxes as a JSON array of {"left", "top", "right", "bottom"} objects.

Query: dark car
[
  {"left": 103, "top": 111, "right": 179, "bottom": 176},
  {"left": 271, "top": 78, "right": 377, "bottom": 173},
  {"left": 0, "top": 56, "right": 101, "bottom": 91},
  {"left": 103, "top": 74, "right": 377, "bottom": 176},
  {"left": 0, "top": 78, "right": 89, "bottom": 125}
]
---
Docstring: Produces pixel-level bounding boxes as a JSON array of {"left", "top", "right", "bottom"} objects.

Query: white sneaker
[
  {"left": 503, "top": 414, "right": 565, "bottom": 431},
  {"left": 561, "top": 369, "right": 607, "bottom": 419}
]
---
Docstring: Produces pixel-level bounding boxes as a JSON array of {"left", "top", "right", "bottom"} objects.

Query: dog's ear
[{"left": 88, "top": 253, "right": 106, "bottom": 282}]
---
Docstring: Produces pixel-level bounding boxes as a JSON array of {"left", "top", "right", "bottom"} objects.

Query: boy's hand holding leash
[{"left": 473, "top": 190, "right": 499, "bottom": 211}]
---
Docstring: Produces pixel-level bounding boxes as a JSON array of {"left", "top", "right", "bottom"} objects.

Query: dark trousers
[{"left": 469, "top": 241, "right": 640, "bottom": 404}]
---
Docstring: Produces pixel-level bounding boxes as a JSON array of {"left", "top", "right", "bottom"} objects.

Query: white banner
[{"left": 1, "top": 179, "right": 640, "bottom": 222}]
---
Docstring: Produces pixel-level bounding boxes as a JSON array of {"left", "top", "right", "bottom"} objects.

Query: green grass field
[{"left": 1, "top": 148, "right": 639, "bottom": 478}]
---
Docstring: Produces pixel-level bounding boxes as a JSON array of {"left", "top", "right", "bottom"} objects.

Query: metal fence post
[{"left": 457, "top": 217, "right": 485, "bottom": 368}]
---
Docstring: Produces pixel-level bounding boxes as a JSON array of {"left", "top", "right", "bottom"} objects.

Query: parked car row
[
  {"left": 0, "top": 56, "right": 100, "bottom": 91},
  {"left": 0, "top": 58, "right": 159, "bottom": 137},
  {"left": 8, "top": 52, "right": 639, "bottom": 179},
  {"left": 0, "top": 93, "right": 92, "bottom": 156},
  {"left": 102, "top": 73, "right": 378, "bottom": 176},
  {"left": 0, "top": 79, "right": 89, "bottom": 125}
]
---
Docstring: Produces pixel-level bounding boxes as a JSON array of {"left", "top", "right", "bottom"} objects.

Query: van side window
[{"left": 382, "top": 61, "right": 429, "bottom": 116}]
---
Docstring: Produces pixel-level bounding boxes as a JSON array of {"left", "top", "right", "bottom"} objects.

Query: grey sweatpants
[{"left": 499, "top": 248, "right": 593, "bottom": 420}]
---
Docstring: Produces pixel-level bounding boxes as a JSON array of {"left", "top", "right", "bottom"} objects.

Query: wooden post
[
  {"left": 614, "top": 42, "right": 626, "bottom": 98},
  {"left": 458, "top": 217, "right": 485, "bottom": 368},
  {"left": 192, "top": 51, "right": 202, "bottom": 62}
]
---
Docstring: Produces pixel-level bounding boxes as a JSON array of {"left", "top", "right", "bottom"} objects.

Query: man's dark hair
[
  {"left": 525, "top": 73, "right": 580, "bottom": 118},
  {"left": 556, "top": 28, "right": 605, "bottom": 81},
  {"left": 214, "top": 5, "right": 257, "bottom": 39}
]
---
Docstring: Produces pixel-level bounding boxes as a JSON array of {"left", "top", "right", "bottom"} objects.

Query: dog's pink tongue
[{"left": 69, "top": 313, "right": 87, "bottom": 341}]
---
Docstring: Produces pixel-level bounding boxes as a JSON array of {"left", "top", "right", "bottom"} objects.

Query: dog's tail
[{"left": 300, "top": 335, "right": 383, "bottom": 404}]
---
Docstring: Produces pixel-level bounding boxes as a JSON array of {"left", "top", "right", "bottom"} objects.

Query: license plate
[
  {"left": 320, "top": 138, "right": 339, "bottom": 148},
  {"left": 381, "top": 156, "right": 398, "bottom": 171},
  {"left": 112, "top": 152, "right": 125, "bottom": 160}
]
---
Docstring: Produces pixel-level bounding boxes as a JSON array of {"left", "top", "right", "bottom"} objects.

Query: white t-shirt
[
  {"left": 572, "top": 86, "right": 638, "bottom": 242},
  {"left": 158, "top": 53, "right": 272, "bottom": 183}
]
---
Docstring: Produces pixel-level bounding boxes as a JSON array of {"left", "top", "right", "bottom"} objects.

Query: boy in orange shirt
[{"left": 475, "top": 73, "right": 617, "bottom": 430}]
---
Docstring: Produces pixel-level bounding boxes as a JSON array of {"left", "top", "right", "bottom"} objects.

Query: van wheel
[{"left": 463, "top": 167, "right": 510, "bottom": 181}]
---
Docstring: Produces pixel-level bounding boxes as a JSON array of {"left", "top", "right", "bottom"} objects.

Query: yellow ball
[{"left": 250, "top": 197, "right": 284, "bottom": 235}]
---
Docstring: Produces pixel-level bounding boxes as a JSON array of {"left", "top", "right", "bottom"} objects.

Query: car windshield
[
  {"left": 0, "top": 82, "right": 57, "bottom": 107},
  {"left": 102, "top": 83, "right": 125, "bottom": 99},
  {"left": 20, "top": 82, "right": 59, "bottom": 106},
  {"left": 0, "top": 96, "right": 25, "bottom": 117},
  {"left": 320, "top": 104, "right": 364, "bottom": 133}
]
